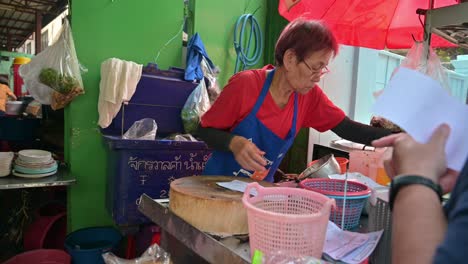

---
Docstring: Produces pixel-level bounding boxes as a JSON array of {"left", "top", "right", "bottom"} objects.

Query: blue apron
[{"left": 203, "top": 69, "right": 298, "bottom": 182}]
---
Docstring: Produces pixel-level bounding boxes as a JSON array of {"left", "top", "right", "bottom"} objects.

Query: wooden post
[{"left": 35, "top": 11, "right": 42, "bottom": 54}]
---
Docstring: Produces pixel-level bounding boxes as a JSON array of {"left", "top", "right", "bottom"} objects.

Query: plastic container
[
  {"left": 3, "top": 249, "right": 70, "bottom": 264},
  {"left": 103, "top": 135, "right": 211, "bottom": 225},
  {"left": 335, "top": 157, "right": 349, "bottom": 174},
  {"left": 300, "top": 179, "right": 371, "bottom": 230},
  {"left": 102, "top": 64, "right": 199, "bottom": 137},
  {"left": 64, "top": 227, "right": 122, "bottom": 264},
  {"left": 243, "top": 182, "right": 335, "bottom": 259}
]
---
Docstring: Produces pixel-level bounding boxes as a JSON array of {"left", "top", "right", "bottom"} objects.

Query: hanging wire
[{"left": 154, "top": 17, "right": 186, "bottom": 63}]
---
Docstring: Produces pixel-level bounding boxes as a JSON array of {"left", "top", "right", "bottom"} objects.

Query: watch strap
[{"left": 389, "top": 175, "right": 442, "bottom": 211}]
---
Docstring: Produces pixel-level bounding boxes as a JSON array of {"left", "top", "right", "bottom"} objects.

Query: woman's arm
[
  {"left": 331, "top": 116, "right": 392, "bottom": 145},
  {"left": 196, "top": 126, "right": 233, "bottom": 151},
  {"left": 196, "top": 126, "right": 266, "bottom": 172}
]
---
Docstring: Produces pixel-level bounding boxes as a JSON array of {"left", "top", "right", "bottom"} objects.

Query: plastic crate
[
  {"left": 368, "top": 198, "right": 392, "bottom": 264},
  {"left": 103, "top": 135, "right": 211, "bottom": 226},
  {"left": 102, "top": 64, "right": 199, "bottom": 137}
]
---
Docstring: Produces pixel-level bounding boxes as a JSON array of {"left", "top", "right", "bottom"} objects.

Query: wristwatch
[{"left": 389, "top": 175, "right": 443, "bottom": 211}]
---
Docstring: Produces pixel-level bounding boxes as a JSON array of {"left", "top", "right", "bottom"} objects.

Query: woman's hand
[
  {"left": 229, "top": 136, "right": 267, "bottom": 172},
  {"left": 372, "top": 124, "right": 453, "bottom": 188}
]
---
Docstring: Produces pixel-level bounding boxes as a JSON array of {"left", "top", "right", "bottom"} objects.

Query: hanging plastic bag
[
  {"left": 370, "top": 41, "right": 449, "bottom": 131},
  {"left": 181, "top": 79, "right": 211, "bottom": 135},
  {"left": 397, "top": 41, "right": 451, "bottom": 91},
  {"left": 122, "top": 118, "right": 157, "bottom": 140},
  {"left": 200, "top": 57, "right": 221, "bottom": 104},
  {"left": 19, "top": 19, "right": 85, "bottom": 108},
  {"left": 102, "top": 243, "right": 171, "bottom": 264}
]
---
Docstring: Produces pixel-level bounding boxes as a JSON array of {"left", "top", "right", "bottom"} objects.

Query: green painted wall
[
  {"left": 66, "top": 0, "right": 308, "bottom": 230},
  {"left": 67, "top": 0, "right": 184, "bottom": 231},
  {"left": 191, "top": 0, "right": 267, "bottom": 87}
]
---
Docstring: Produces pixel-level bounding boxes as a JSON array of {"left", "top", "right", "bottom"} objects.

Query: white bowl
[{"left": 18, "top": 149, "right": 52, "bottom": 163}]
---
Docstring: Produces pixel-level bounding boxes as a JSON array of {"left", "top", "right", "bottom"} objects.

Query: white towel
[{"left": 98, "top": 58, "right": 143, "bottom": 128}]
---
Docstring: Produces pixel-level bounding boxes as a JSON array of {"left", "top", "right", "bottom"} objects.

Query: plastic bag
[
  {"left": 181, "top": 78, "right": 211, "bottom": 135},
  {"left": 123, "top": 118, "right": 157, "bottom": 140},
  {"left": 398, "top": 41, "right": 450, "bottom": 92},
  {"left": 102, "top": 243, "right": 171, "bottom": 264},
  {"left": 19, "top": 19, "right": 85, "bottom": 108},
  {"left": 24, "top": 100, "right": 42, "bottom": 117},
  {"left": 369, "top": 41, "right": 450, "bottom": 132},
  {"left": 164, "top": 133, "right": 198, "bottom": 142},
  {"left": 200, "top": 57, "right": 221, "bottom": 104}
]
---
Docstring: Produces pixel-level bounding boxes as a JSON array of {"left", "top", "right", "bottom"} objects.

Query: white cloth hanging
[{"left": 98, "top": 58, "right": 142, "bottom": 128}]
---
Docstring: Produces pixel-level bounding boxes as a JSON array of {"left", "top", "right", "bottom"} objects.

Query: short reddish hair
[{"left": 275, "top": 18, "right": 339, "bottom": 66}]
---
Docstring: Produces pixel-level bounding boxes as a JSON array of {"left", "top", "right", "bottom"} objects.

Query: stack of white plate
[
  {"left": 12, "top": 149, "right": 58, "bottom": 178},
  {"left": 0, "top": 152, "right": 14, "bottom": 177}
]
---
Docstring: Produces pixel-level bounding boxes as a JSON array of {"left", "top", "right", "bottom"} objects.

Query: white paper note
[
  {"left": 372, "top": 67, "right": 468, "bottom": 171},
  {"left": 324, "top": 221, "right": 384, "bottom": 264},
  {"left": 216, "top": 180, "right": 258, "bottom": 196}
]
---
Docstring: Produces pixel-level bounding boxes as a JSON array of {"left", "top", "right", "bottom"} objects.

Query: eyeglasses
[{"left": 302, "top": 60, "right": 330, "bottom": 77}]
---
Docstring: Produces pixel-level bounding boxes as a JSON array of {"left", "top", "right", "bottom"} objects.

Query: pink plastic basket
[
  {"left": 242, "top": 182, "right": 335, "bottom": 258},
  {"left": 299, "top": 179, "right": 371, "bottom": 230}
]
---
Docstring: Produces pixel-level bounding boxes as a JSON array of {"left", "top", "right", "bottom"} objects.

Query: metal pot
[
  {"left": 6, "top": 101, "right": 24, "bottom": 115},
  {"left": 299, "top": 154, "right": 341, "bottom": 180}
]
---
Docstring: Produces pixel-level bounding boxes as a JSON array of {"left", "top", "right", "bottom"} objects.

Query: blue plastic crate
[
  {"left": 103, "top": 135, "right": 211, "bottom": 226},
  {"left": 102, "top": 64, "right": 199, "bottom": 137}
]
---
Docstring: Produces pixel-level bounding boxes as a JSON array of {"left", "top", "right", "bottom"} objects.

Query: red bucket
[
  {"left": 23, "top": 202, "right": 67, "bottom": 250},
  {"left": 3, "top": 249, "right": 70, "bottom": 264}
]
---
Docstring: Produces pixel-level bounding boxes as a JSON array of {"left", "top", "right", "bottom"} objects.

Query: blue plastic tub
[{"left": 64, "top": 227, "right": 122, "bottom": 264}]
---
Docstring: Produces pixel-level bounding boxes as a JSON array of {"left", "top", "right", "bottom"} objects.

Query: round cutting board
[{"left": 169, "top": 176, "right": 274, "bottom": 236}]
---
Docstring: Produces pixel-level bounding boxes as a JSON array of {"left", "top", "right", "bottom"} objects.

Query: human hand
[
  {"left": 371, "top": 124, "right": 450, "bottom": 185},
  {"left": 229, "top": 136, "right": 267, "bottom": 172}
]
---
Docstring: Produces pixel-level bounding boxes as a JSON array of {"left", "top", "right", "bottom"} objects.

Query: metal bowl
[{"left": 299, "top": 154, "right": 341, "bottom": 180}]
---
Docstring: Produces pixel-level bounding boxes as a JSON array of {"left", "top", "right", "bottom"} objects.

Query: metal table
[
  {"left": 0, "top": 166, "right": 76, "bottom": 190},
  {"left": 139, "top": 194, "right": 385, "bottom": 264},
  {"left": 138, "top": 194, "right": 250, "bottom": 264}
]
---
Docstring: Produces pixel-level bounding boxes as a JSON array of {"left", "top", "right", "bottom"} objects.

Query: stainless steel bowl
[{"left": 299, "top": 154, "right": 341, "bottom": 180}]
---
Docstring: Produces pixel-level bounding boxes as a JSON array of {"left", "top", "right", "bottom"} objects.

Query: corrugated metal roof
[{"left": 0, "top": 0, "right": 68, "bottom": 50}]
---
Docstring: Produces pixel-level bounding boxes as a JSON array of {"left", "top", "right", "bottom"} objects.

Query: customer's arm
[
  {"left": 391, "top": 185, "right": 447, "bottom": 264},
  {"left": 372, "top": 125, "right": 451, "bottom": 264},
  {"left": 331, "top": 117, "right": 392, "bottom": 145}
]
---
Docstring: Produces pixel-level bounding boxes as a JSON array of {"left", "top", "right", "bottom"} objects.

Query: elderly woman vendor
[{"left": 197, "top": 18, "right": 391, "bottom": 182}]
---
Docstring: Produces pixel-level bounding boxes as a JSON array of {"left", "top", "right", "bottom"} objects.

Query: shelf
[
  {"left": 429, "top": 2, "right": 468, "bottom": 48},
  {"left": 0, "top": 166, "right": 76, "bottom": 190}
]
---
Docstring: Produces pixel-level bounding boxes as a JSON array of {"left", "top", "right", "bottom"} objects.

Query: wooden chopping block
[{"left": 169, "top": 176, "right": 274, "bottom": 236}]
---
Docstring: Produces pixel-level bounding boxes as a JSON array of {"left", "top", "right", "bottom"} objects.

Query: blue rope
[{"left": 233, "top": 13, "right": 263, "bottom": 74}]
